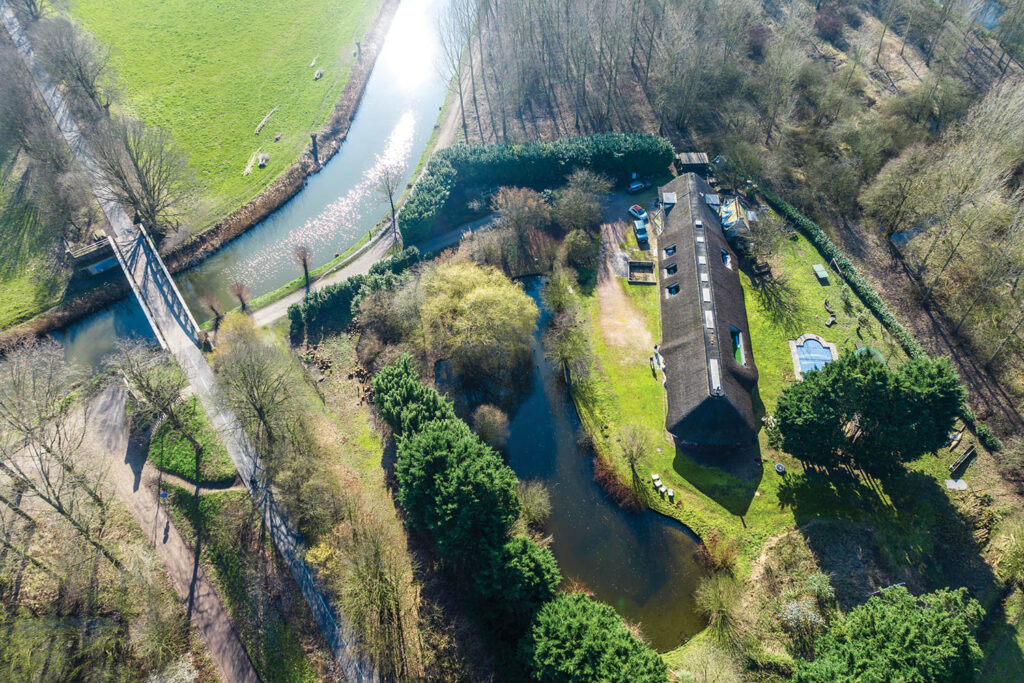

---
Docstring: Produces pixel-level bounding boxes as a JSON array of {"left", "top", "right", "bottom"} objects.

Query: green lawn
[
  {"left": 165, "top": 487, "right": 320, "bottom": 682},
  {"left": 573, "top": 219, "right": 1005, "bottom": 667},
  {"left": 71, "top": 0, "right": 380, "bottom": 223},
  {"left": 148, "top": 395, "right": 236, "bottom": 486},
  {"left": 0, "top": 160, "right": 70, "bottom": 329}
]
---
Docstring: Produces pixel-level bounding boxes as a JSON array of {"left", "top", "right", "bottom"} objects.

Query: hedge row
[
  {"left": 287, "top": 247, "right": 420, "bottom": 343},
  {"left": 759, "top": 188, "right": 926, "bottom": 359},
  {"left": 400, "top": 133, "right": 675, "bottom": 243}
]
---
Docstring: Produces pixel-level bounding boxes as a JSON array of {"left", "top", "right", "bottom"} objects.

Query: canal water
[
  {"left": 507, "top": 279, "right": 706, "bottom": 652},
  {"left": 58, "top": 0, "right": 451, "bottom": 369}
]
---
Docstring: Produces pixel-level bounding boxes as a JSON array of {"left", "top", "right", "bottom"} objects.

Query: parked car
[
  {"left": 628, "top": 179, "right": 651, "bottom": 194},
  {"left": 628, "top": 204, "right": 648, "bottom": 221},
  {"left": 633, "top": 219, "right": 648, "bottom": 243}
]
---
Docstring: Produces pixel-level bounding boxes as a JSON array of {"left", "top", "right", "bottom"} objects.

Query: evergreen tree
[{"left": 523, "top": 593, "right": 668, "bottom": 682}]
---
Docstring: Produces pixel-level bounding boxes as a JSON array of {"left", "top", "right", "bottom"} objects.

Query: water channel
[
  {"left": 508, "top": 279, "right": 706, "bottom": 652},
  {"left": 58, "top": 0, "right": 451, "bottom": 369},
  {"left": 52, "top": 0, "right": 705, "bottom": 650}
]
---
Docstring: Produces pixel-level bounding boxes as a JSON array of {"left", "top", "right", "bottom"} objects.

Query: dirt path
[
  {"left": 597, "top": 221, "right": 653, "bottom": 352},
  {"left": 86, "top": 386, "right": 259, "bottom": 683}
]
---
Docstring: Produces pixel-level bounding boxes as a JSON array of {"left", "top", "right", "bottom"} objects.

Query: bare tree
[
  {"left": 34, "top": 17, "right": 114, "bottom": 114},
  {"left": 436, "top": 2, "right": 470, "bottom": 140},
  {"left": 212, "top": 316, "right": 293, "bottom": 448},
  {"left": 200, "top": 293, "right": 225, "bottom": 337},
  {"left": 228, "top": 280, "right": 250, "bottom": 312},
  {"left": 0, "top": 340, "right": 121, "bottom": 569},
  {"left": 374, "top": 159, "right": 404, "bottom": 249},
  {"left": 112, "top": 340, "right": 205, "bottom": 466},
  {"left": 8, "top": 0, "right": 54, "bottom": 23},
  {"left": 620, "top": 426, "right": 650, "bottom": 507},
  {"left": 93, "top": 115, "right": 193, "bottom": 240},
  {"left": 293, "top": 244, "right": 313, "bottom": 294}
]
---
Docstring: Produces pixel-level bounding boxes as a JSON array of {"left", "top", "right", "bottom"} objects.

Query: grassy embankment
[
  {"left": 0, "top": 161, "right": 71, "bottom": 329},
  {"left": 164, "top": 486, "right": 325, "bottom": 682},
  {"left": 147, "top": 395, "right": 236, "bottom": 485},
  {"left": 71, "top": 0, "right": 380, "bottom": 224},
  {"left": 573, "top": 216, "right": 1014, "bottom": 669}
]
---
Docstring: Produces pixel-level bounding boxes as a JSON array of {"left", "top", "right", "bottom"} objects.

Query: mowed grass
[
  {"left": 165, "top": 487, "right": 321, "bottom": 682},
  {"left": 574, "top": 218, "right": 1008, "bottom": 666},
  {"left": 147, "top": 395, "right": 236, "bottom": 485},
  {"left": 71, "top": 0, "right": 380, "bottom": 222},
  {"left": 0, "top": 159, "right": 70, "bottom": 328}
]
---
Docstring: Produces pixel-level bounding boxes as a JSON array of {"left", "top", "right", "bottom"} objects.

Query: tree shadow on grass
[
  {"left": 672, "top": 440, "right": 762, "bottom": 518},
  {"left": 749, "top": 270, "right": 802, "bottom": 336},
  {"left": 777, "top": 466, "right": 998, "bottom": 610}
]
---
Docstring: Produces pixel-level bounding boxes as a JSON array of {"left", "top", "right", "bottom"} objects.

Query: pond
[{"left": 507, "top": 278, "right": 706, "bottom": 652}]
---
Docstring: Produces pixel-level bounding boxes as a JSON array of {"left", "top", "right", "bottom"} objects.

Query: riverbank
[{"left": 0, "top": 0, "right": 399, "bottom": 346}]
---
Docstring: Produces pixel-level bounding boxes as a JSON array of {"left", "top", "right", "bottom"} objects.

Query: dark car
[{"left": 628, "top": 179, "right": 651, "bottom": 194}]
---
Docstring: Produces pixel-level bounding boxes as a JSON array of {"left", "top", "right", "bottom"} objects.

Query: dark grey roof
[{"left": 656, "top": 174, "right": 758, "bottom": 447}]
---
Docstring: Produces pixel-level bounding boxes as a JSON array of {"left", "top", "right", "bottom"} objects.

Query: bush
[
  {"left": 287, "top": 303, "right": 304, "bottom": 344},
  {"left": 473, "top": 403, "right": 510, "bottom": 450},
  {"left": 976, "top": 423, "right": 1003, "bottom": 453},
  {"left": 400, "top": 133, "right": 675, "bottom": 242},
  {"left": 523, "top": 593, "right": 668, "bottom": 682},
  {"left": 814, "top": 8, "right": 845, "bottom": 45},
  {"left": 563, "top": 229, "right": 598, "bottom": 272},
  {"left": 759, "top": 187, "right": 926, "bottom": 359},
  {"left": 517, "top": 480, "right": 552, "bottom": 529},
  {"left": 368, "top": 246, "right": 420, "bottom": 277}
]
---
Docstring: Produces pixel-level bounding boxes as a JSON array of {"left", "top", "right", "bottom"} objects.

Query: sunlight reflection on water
[{"left": 225, "top": 110, "right": 415, "bottom": 284}]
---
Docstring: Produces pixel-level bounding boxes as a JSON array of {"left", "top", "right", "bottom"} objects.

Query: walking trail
[{"left": 86, "top": 386, "right": 259, "bottom": 683}]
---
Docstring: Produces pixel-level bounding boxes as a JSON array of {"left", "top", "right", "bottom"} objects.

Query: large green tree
[
  {"left": 395, "top": 419, "right": 519, "bottom": 566},
  {"left": 774, "top": 352, "right": 964, "bottom": 475},
  {"left": 792, "top": 586, "right": 983, "bottom": 683},
  {"left": 473, "top": 537, "right": 561, "bottom": 639},
  {"left": 372, "top": 354, "right": 456, "bottom": 437},
  {"left": 523, "top": 593, "right": 667, "bottom": 682}
]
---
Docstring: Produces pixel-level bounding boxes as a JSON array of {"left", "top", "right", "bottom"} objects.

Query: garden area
[
  {"left": 70, "top": 0, "right": 381, "bottom": 221},
  {"left": 566, "top": 205, "right": 1016, "bottom": 675}
]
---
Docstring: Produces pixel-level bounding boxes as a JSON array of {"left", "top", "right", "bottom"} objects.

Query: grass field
[
  {"left": 147, "top": 395, "right": 236, "bottom": 485},
  {"left": 569, "top": 216, "right": 1017, "bottom": 669},
  {"left": 0, "top": 159, "right": 70, "bottom": 329},
  {"left": 165, "top": 487, "right": 323, "bottom": 682},
  {"left": 71, "top": 0, "right": 380, "bottom": 223}
]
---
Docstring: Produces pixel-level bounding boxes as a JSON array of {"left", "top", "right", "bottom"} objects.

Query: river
[
  {"left": 508, "top": 279, "right": 706, "bottom": 652},
  {"left": 58, "top": 0, "right": 451, "bottom": 370}
]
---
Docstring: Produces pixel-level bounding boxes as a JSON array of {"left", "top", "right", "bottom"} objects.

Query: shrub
[
  {"left": 473, "top": 403, "right": 510, "bottom": 450},
  {"left": 814, "top": 8, "right": 845, "bottom": 45},
  {"left": 523, "top": 593, "right": 668, "bottom": 682},
  {"left": 695, "top": 573, "right": 742, "bottom": 644},
  {"left": 517, "top": 480, "right": 552, "bottom": 529},
  {"left": 368, "top": 246, "right": 420, "bottom": 277},
  {"left": 976, "top": 423, "right": 1003, "bottom": 453},
  {"left": 287, "top": 303, "right": 304, "bottom": 345},
  {"left": 400, "top": 133, "right": 675, "bottom": 242},
  {"left": 563, "top": 229, "right": 598, "bottom": 272}
]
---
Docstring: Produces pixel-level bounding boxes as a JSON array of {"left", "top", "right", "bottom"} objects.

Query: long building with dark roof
[{"left": 656, "top": 174, "right": 759, "bottom": 448}]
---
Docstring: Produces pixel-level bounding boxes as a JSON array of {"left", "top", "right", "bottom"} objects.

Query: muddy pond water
[{"left": 506, "top": 279, "right": 706, "bottom": 652}]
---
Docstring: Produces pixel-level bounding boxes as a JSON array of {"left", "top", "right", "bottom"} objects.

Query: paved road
[
  {"left": 87, "top": 387, "right": 259, "bottom": 683},
  {"left": 253, "top": 214, "right": 496, "bottom": 328},
  {"left": 0, "top": 5, "right": 373, "bottom": 680}
]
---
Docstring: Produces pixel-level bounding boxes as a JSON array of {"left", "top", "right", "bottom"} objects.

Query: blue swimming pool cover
[{"left": 796, "top": 338, "right": 834, "bottom": 375}]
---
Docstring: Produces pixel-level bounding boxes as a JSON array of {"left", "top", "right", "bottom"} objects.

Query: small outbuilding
[{"left": 657, "top": 174, "right": 759, "bottom": 448}]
